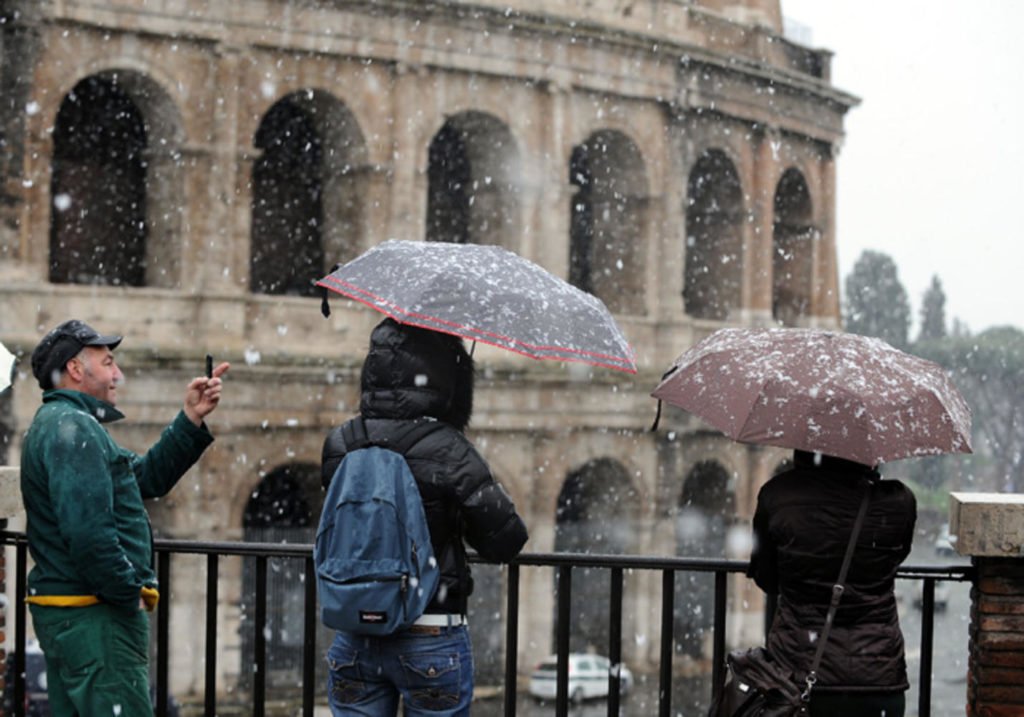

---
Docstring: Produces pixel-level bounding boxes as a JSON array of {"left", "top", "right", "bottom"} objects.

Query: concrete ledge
[
  {"left": 0, "top": 466, "right": 20, "bottom": 518},
  {"left": 950, "top": 492, "right": 1024, "bottom": 557}
]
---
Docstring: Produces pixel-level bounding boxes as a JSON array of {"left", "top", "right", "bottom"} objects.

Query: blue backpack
[{"left": 315, "top": 418, "right": 442, "bottom": 635}]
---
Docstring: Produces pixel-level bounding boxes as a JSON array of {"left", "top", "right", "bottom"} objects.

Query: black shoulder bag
[{"left": 709, "top": 483, "right": 873, "bottom": 717}]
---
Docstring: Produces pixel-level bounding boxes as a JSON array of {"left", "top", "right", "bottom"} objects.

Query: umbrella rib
[{"left": 316, "top": 275, "right": 637, "bottom": 370}]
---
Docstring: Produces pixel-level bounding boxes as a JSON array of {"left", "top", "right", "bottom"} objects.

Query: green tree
[
  {"left": 918, "top": 275, "right": 947, "bottom": 342},
  {"left": 843, "top": 250, "right": 911, "bottom": 349},
  {"left": 918, "top": 326, "right": 1024, "bottom": 492}
]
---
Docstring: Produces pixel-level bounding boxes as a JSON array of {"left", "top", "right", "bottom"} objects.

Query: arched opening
[
  {"left": 553, "top": 458, "right": 639, "bottom": 653},
  {"left": 675, "top": 461, "right": 734, "bottom": 657},
  {"left": 241, "top": 463, "right": 325, "bottom": 690},
  {"left": 50, "top": 75, "right": 148, "bottom": 286},
  {"left": 569, "top": 130, "right": 648, "bottom": 315},
  {"left": 251, "top": 95, "right": 325, "bottom": 296},
  {"left": 772, "top": 168, "right": 816, "bottom": 326},
  {"left": 426, "top": 112, "right": 520, "bottom": 248},
  {"left": 683, "top": 150, "right": 744, "bottom": 320}
]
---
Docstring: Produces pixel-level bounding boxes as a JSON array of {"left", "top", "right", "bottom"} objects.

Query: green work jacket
[{"left": 20, "top": 389, "right": 213, "bottom": 609}]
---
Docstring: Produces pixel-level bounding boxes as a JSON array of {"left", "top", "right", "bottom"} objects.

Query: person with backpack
[{"left": 320, "top": 318, "right": 529, "bottom": 716}]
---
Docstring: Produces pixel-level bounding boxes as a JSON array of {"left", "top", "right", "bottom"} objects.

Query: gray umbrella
[
  {"left": 651, "top": 327, "right": 972, "bottom": 465},
  {"left": 316, "top": 240, "right": 636, "bottom": 373}
]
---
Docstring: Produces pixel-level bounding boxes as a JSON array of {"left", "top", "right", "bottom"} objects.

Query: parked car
[
  {"left": 934, "top": 522, "right": 957, "bottom": 557},
  {"left": 3, "top": 642, "right": 180, "bottom": 717},
  {"left": 528, "top": 653, "right": 633, "bottom": 703}
]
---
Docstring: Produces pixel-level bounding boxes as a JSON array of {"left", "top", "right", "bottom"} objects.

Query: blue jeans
[{"left": 327, "top": 625, "right": 474, "bottom": 716}]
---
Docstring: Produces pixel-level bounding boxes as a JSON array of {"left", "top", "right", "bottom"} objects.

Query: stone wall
[{"left": 0, "top": 0, "right": 852, "bottom": 697}]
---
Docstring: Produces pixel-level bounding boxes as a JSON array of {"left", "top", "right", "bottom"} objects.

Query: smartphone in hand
[{"left": 206, "top": 354, "right": 213, "bottom": 379}]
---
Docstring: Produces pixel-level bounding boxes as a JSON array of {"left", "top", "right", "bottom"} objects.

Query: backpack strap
[{"left": 343, "top": 416, "right": 446, "bottom": 457}]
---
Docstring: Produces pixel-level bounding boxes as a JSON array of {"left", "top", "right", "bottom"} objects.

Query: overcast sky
[{"left": 781, "top": 0, "right": 1024, "bottom": 335}]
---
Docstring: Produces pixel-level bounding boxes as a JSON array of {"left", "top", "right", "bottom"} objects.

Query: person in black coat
[
  {"left": 321, "top": 318, "right": 528, "bottom": 716},
  {"left": 748, "top": 450, "right": 917, "bottom": 717}
]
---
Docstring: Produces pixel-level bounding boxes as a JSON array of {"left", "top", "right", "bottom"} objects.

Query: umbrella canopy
[
  {"left": 651, "top": 327, "right": 972, "bottom": 465},
  {"left": 0, "top": 340, "right": 14, "bottom": 393},
  {"left": 316, "top": 240, "right": 637, "bottom": 373}
]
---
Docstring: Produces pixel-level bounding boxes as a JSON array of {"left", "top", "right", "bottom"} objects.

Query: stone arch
[
  {"left": 683, "top": 148, "right": 745, "bottom": 320},
  {"left": 675, "top": 460, "right": 735, "bottom": 657},
  {"left": 251, "top": 89, "right": 367, "bottom": 296},
  {"left": 553, "top": 457, "right": 640, "bottom": 653},
  {"left": 49, "top": 70, "right": 185, "bottom": 288},
  {"left": 568, "top": 129, "right": 649, "bottom": 315},
  {"left": 772, "top": 167, "right": 816, "bottom": 326},
  {"left": 240, "top": 462, "right": 326, "bottom": 688},
  {"left": 425, "top": 111, "right": 521, "bottom": 248}
]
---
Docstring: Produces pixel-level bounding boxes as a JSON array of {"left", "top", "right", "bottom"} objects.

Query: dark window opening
[
  {"left": 675, "top": 461, "right": 734, "bottom": 658},
  {"left": 251, "top": 98, "right": 325, "bottom": 296},
  {"left": 241, "top": 463, "right": 327, "bottom": 693},
  {"left": 772, "top": 168, "right": 815, "bottom": 326},
  {"left": 554, "top": 458, "right": 639, "bottom": 654},
  {"left": 568, "top": 131, "right": 647, "bottom": 315},
  {"left": 50, "top": 75, "right": 148, "bottom": 287},
  {"left": 427, "top": 123, "right": 473, "bottom": 244},
  {"left": 684, "top": 150, "right": 744, "bottom": 320}
]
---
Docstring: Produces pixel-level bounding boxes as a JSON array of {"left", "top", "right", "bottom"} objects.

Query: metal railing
[{"left": 1, "top": 532, "right": 974, "bottom": 717}]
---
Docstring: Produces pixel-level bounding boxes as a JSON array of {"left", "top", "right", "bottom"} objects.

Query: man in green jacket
[{"left": 21, "top": 319, "right": 230, "bottom": 715}]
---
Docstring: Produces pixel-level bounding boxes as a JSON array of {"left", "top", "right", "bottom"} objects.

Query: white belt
[{"left": 413, "top": 614, "right": 467, "bottom": 627}]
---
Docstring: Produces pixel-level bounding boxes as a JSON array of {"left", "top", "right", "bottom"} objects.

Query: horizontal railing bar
[{"left": 0, "top": 531, "right": 976, "bottom": 582}]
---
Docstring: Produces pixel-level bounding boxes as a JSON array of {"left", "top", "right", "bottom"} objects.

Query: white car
[{"left": 528, "top": 653, "right": 633, "bottom": 703}]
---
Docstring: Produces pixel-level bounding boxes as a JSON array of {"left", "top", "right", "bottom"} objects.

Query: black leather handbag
[
  {"left": 708, "top": 485, "right": 873, "bottom": 717},
  {"left": 711, "top": 646, "right": 808, "bottom": 716}
]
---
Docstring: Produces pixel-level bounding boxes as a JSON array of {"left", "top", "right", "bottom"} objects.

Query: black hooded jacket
[
  {"left": 321, "top": 319, "right": 528, "bottom": 615},
  {"left": 747, "top": 451, "right": 917, "bottom": 693}
]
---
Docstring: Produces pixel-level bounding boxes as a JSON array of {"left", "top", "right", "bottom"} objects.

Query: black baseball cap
[{"left": 31, "top": 320, "right": 123, "bottom": 390}]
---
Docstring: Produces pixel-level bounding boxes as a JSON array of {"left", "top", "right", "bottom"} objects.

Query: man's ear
[{"left": 62, "top": 356, "right": 84, "bottom": 384}]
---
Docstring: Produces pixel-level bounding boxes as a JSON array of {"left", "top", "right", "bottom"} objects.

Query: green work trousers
[{"left": 30, "top": 602, "right": 151, "bottom": 717}]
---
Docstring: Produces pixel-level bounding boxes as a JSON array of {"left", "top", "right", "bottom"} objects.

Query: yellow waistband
[
  {"left": 26, "top": 587, "right": 159, "bottom": 611},
  {"left": 25, "top": 595, "right": 101, "bottom": 607}
]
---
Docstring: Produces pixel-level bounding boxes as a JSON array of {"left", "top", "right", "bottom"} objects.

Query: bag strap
[{"left": 802, "top": 481, "right": 873, "bottom": 700}]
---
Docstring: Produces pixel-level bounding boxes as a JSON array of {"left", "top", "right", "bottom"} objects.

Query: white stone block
[
  {"left": 949, "top": 492, "right": 1024, "bottom": 557},
  {"left": 0, "top": 466, "right": 21, "bottom": 519}
]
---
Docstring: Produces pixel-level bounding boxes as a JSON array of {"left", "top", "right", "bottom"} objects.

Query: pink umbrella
[{"left": 651, "top": 328, "right": 972, "bottom": 465}]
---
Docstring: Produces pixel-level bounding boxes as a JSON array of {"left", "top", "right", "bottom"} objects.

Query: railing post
[
  {"left": 607, "top": 566, "right": 623, "bottom": 716},
  {"left": 205, "top": 553, "right": 219, "bottom": 717},
  {"left": 555, "top": 564, "right": 572, "bottom": 715},
  {"left": 14, "top": 540, "right": 28, "bottom": 717},
  {"left": 503, "top": 562, "right": 520, "bottom": 717},
  {"left": 659, "top": 570, "right": 674, "bottom": 717},
  {"left": 919, "top": 578, "right": 935, "bottom": 717},
  {"left": 710, "top": 569, "right": 727, "bottom": 705},
  {"left": 254, "top": 555, "right": 268, "bottom": 717},
  {"left": 302, "top": 556, "right": 317, "bottom": 717},
  {"left": 156, "top": 550, "right": 170, "bottom": 717}
]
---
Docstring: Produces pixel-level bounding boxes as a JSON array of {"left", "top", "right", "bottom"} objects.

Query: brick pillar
[
  {"left": 968, "top": 559, "right": 1024, "bottom": 715},
  {"left": 951, "top": 492, "right": 1024, "bottom": 717}
]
